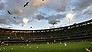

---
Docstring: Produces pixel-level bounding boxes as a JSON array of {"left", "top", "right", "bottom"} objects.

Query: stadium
[
  {"left": 0, "top": 19, "right": 92, "bottom": 52},
  {"left": 0, "top": 0, "right": 92, "bottom": 52}
]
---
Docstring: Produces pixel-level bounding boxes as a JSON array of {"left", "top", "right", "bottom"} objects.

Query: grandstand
[
  {"left": 0, "top": 19, "right": 92, "bottom": 52},
  {"left": 0, "top": 19, "right": 92, "bottom": 44}
]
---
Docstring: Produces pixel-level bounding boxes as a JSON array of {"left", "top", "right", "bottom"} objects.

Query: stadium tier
[{"left": 0, "top": 19, "right": 92, "bottom": 44}]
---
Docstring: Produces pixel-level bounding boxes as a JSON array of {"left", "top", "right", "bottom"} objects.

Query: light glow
[
  {"left": 66, "top": 13, "right": 74, "bottom": 24},
  {"left": 23, "top": 18, "right": 29, "bottom": 24},
  {"left": 66, "top": 13, "right": 74, "bottom": 19}
]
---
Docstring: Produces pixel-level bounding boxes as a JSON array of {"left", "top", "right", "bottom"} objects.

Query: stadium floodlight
[
  {"left": 66, "top": 13, "right": 74, "bottom": 24},
  {"left": 23, "top": 18, "right": 29, "bottom": 24}
]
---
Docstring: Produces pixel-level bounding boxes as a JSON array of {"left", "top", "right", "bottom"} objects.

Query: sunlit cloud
[{"left": 0, "top": 0, "right": 92, "bottom": 30}]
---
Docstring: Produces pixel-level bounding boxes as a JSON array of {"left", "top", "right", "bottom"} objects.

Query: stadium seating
[{"left": 0, "top": 19, "right": 92, "bottom": 44}]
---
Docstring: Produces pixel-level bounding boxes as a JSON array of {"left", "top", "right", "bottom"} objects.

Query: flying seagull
[
  {"left": 42, "top": 0, "right": 45, "bottom": 1},
  {"left": 30, "top": 27, "right": 32, "bottom": 28},
  {"left": 7, "top": 10, "right": 12, "bottom": 15},
  {"left": 13, "top": 17, "right": 16, "bottom": 19},
  {"left": 52, "top": 22, "right": 57, "bottom": 25},
  {"left": 24, "top": 2, "right": 29, "bottom": 7}
]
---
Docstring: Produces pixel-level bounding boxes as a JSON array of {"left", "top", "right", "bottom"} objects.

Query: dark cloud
[
  {"left": 82, "top": 6, "right": 92, "bottom": 15},
  {"left": 66, "top": 0, "right": 92, "bottom": 11},
  {"left": 48, "top": 19, "right": 60, "bottom": 25},
  {"left": 47, "top": 16, "right": 60, "bottom": 25},
  {"left": 76, "top": 0, "right": 92, "bottom": 10},
  {"left": 35, "top": 14, "right": 44, "bottom": 20},
  {"left": 46, "top": 0, "right": 68, "bottom": 12},
  {"left": 0, "top": 15, "right": 10, "bottom": 24},
  {"left": 0, "top": 2, "right": 4, "bottom": 10}
]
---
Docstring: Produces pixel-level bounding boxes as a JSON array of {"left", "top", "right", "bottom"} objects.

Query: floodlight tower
[{"left": 66, "top": 13, "right": 73, "bottom": 24}]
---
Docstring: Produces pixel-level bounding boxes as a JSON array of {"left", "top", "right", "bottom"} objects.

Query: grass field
[{"left": 0, "top": 41, "right": 92, "bottom": 52}]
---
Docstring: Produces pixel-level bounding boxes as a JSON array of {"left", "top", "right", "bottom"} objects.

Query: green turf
[{"left": 0, "top": 41, "right": 92, "bottom": 52}]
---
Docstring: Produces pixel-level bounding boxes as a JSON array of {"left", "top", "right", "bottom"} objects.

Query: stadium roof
[{"left": 0, "top": 0, "right": 92, "bottom": 30}]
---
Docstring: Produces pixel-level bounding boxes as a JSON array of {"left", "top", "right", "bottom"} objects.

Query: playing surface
[{"left": 0, "top": 41, "right": 92, "bottom": 52}]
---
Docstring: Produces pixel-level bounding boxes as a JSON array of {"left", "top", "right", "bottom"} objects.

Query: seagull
[
  {"left": 60, "top": 42, "right": 62, "bottom": 44},
  {"left": 37, "top": 46, "right": 38, "bottom": 48},
  {"left": 11, "top": 48, "right": 13, "bottom": 50},
  {"left": 27, "top": 44, "right": 29, "bottom": 46},
  {"left": 64, "top": 43, "right": 67, "bottom": 46},
  {"left": 30, "top": 27, "right": 32, "bottom": 28},
  {"left": 14, "top": 17, "right": 16, "bottom": 19},
  {"left": 52, "top": 22, "right": 56, "bottom": 25},
  {"left": 47, "top": 42, "right": 49, "bottom": 44},
  {"left": 7, "top": 10, "right": 12, "bottom": 15},
  {"left": 85, "top": 48, "right": 91, "bottom": 52},
  {"left": 21, "top": 46, "right": 23, "bottom": 47},
  {"left": 0, "top": 49, "right": 1, "bottom": 50},
  {"left": 29, "top": 47, "right": 31, "bottom": 48},
  {"left": 42, "top": 0, "right": 44, "bottom": 1},
  {"left": 24, "top": 2, "right": 29, "bottom": 7},
  {"left": 3, "top": 48, "right": 5, "bottom": 49}
]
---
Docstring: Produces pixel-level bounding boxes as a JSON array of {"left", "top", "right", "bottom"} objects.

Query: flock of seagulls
[
  {"left": 6, "top": 0, "right": 45, "bottom": 27},
  {"left": 3, "top": 0, "right": 61, "bottom": 29},
  {"left": 7, "top": 0, "right": 45, "bottom": 15}
]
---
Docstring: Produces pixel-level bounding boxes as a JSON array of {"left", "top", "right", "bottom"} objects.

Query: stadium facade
[{"left": 0, "top": 19, "right": 92, "bottom": 44}]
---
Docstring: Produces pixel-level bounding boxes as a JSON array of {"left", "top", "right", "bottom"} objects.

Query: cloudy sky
[{"left": 0, "top": 0, "right": 92, "bottom": 30}]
